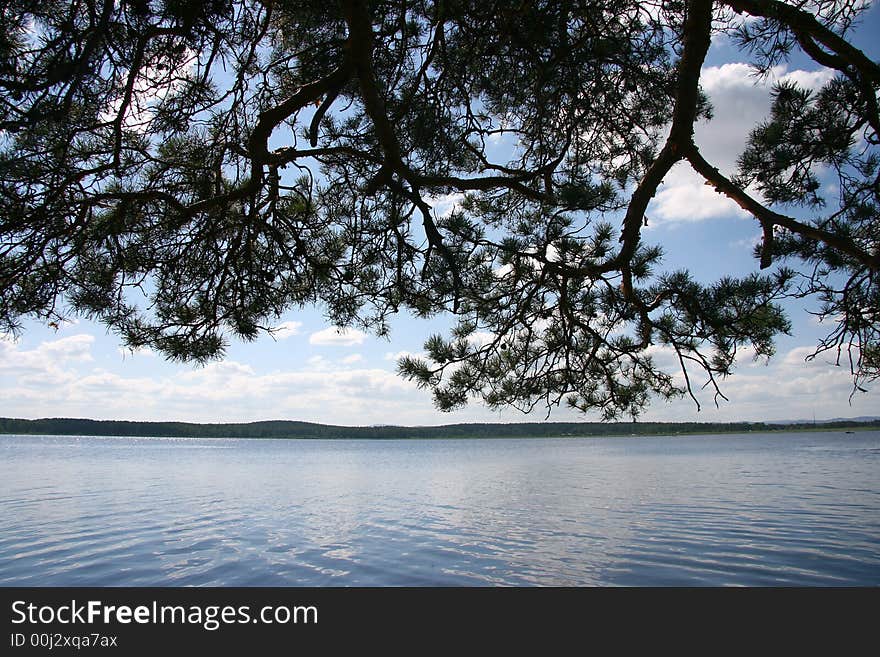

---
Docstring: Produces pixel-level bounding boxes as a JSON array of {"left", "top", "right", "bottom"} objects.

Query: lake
[{"left": 1, "top": 431, "right": 878, "bottom": 586}]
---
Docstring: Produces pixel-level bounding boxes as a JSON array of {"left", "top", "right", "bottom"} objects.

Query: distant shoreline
[{"left": 1, "top": 416, "right": 878, "bottom": 440}]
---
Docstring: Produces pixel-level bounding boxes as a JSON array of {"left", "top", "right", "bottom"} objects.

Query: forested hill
[{"left": 1, "top": 417, "right": 878, "bottom": 439}]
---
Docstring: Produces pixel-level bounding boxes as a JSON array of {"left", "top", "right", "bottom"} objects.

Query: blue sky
[{"left": 2, "top": 6, "right": 879, "bottom": 425}]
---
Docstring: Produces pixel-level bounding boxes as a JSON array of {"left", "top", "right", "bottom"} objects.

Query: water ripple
[{"left": 0, "top": 431, "right": 878, "bottom": 586}]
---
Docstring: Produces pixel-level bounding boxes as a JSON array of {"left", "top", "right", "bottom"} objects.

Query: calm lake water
[{"left": 1, "top": 431, "right": 878, "bottom": 586}]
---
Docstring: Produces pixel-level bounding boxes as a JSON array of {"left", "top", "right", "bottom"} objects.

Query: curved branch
[
  {"left": 790, "top": 27, "right": 880, "bottom": 137},
  {"left": 270, "top": 145, "right": 384, "bottom": 167},
  {"left": 247, "top": 64, "right": 352, "bottom": 179},
  {"left": 308, "top": 81, "right": 345, "bottom": 147},
  {"left": 415, "top": 173, "right": 547, "bottom": 201}
]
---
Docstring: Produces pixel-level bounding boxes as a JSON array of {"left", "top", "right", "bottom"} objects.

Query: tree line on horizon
[{"left": 1, "top": 416, "right": 878, "bottom": 439}]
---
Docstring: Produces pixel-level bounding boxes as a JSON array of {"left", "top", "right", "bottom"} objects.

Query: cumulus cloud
[
  {"left": 38, "top": 334, "right": 95, "bottom": 361},
  {"left": 651, "top": 162, "right": 748, "bottom": 224},
  {"left": 695, "top": 63, "right": 834, "bottom": 174},
  {"left": 649, "top": 63, "right": 836, "bottom": 225},
  {"left": 0, "top": 326, "right": 873, "bottom": 427},
  {"left": 271, "top": 320, "right": 303, "bottom": 340},
  {"left": 636, "top": 341, "right": 875, "bottom": 423},
  {"left": 723, "top": 346, "right": 865, "bottom": 413},
  {"left": 0, "top": 334, "right": 94, "bottom": 374},
  {"left": 2, "top": 362, "right": 435, "bottom": 427},
  {"left": 425, "top": 192, "right": 466, "bottom": 218},
  {"left": 308, "top": 327, "right": 367, "bottom": 347},
  {"left": 0, "top": 330, "right": 428, "bottom": 423},
  {"left": 729, "top": 230, "right": 763, "bottom": 250},
  {"left": 0, "top": 334, "right": 98, "bottom": 400},
  {"left": 118, "top": 345, "right": 157, "bottom": 358},
  {"left": 467, "top": 331, "right": 497, "bottom": 348}
]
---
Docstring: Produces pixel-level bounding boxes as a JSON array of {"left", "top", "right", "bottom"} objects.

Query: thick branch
[
  {"left": 247, "top": 64, "right": 352, "bottom": 180},
  {"left": 271, "top": 145, "right": 384, "bottom": 167},
  {"left": 112, "top": 36, "right": 147, "bottom": 168},
  {"left": 790, "top": 27, "right": 880, "bottom": 138},
  {"left": 342, "top": 0, "right": 408, "bottom": 172}
]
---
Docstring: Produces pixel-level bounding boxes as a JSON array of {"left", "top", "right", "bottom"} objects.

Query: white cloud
[
  {"left": 725, "top": 346, "right": 863, "bottom": 407},
  {"left": 643, "top": 343, "right": 683, "bottom": 371},
  {"left": 39, "top": 334, "right": 94, "bottom": 361},
  {"left": 271, "top": 320, "right": 303, "bottom": 340},
  {"left": 467, "top": 331, "right": 497, "bottom": 348},
  {"left": 118, "top": 345, "right": 157, "bottom": 358},
  {"left": 179, "top": 360, "right": 256, "bottom": 381},
  {"left": 0, "top": 334, "right": 97, "bottom": 394},
  {"left": 0, "top": 356, "right": 439, "bottom": 426},
  {"left": 425, "top": 192, "right": 466, "bottom": 218},
  {"left": 729, "top": 230, "right": 763, "bottom": 250},
  {"left": 651, "top": 162, "right": 748, "bottom": 224},
  {"left": 384, "top": 350, "right": 422, "bottom": 361},
  {"left": 635, "top": 341, "right": 875, "bottom": 423},
  {"left": 196, "top": 341, "right": 866, "bottom": 424},
  {"left": 782, "top": 345, "right": 821, "bottom": 367},
  {"left": 695, "top": 63, "right": 834, "bottom": 175},
  {"left": 778, "top": 67, "right": 836, "bottom": 91},
  {"left": 0, "top": 334, "right": 94, "bottom": 374},
  {"left": 700, "top": 63, "right": 833, "bottom": 95},
  {"left": 100, "top": 49, "right": 199, "bottom": 132},
  {"left": 306, "top": 355, "right": 331, "bottom": 371},
  {"left": 0, "top": 322, "right": 874, "bottom": 427},
  {"left": 0, "top": 325, "right": 522, "bottom": 425},
  {"left": 308, "top": 327, "right": 367, "bottom": 347}
]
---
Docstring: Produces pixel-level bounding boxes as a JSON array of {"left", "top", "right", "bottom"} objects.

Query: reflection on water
[{"left": 0, "top": 431, "right": 878, "bottom": 586}]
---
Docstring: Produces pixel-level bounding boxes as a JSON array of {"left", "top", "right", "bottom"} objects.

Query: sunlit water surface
[{"left": 1, "top": 431, "right": 878, "bottom": 586}]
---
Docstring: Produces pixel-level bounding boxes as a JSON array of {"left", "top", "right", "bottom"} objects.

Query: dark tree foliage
[{"left": 0, "top": 0, "right": 877, "bottom": 419}]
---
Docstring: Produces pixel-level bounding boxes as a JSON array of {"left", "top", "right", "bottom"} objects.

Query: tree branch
[
  {"left": 247, "top": 64, "right": 352, "bottom": 182},
  {"left": 342, "top": 0, "right": 408, "bottom": 172}
]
